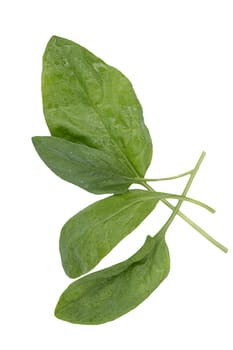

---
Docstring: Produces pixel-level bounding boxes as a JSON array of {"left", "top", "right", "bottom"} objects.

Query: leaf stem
[
  {"left": 171, "top": 208, "right": 228, "bottom": 252},
  {"left": 154, "top": 192, "right": 215, "bottom": 213},
  {"left": 145, "top": 152, "right": 228, "bottom": 253},
  {"left": 162, "top": 151, "right": 206, "bottom": 231},
  {"left": 134, "top": 170, "right": 192, "bottom": 183},
  {"left": 160, "top": 198, "right": 227, "bottom": 253}
]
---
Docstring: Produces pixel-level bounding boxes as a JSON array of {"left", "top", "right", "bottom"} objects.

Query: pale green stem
[
  {"left": 155, "top": 192, "right": 215, "bottom": 213},
  {"left": 162, "top": 152, "right": 206, "bottom": 231},
  {"left": 134, "top": 170, "right": 192, "bottom": 183},
  {"left": 167, "top": 205, "right": 228, "bottom": 253},
  {"left": 145, "top": 152, "right": 228, "bottom": 253}
]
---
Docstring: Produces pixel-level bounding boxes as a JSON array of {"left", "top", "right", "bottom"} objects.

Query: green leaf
[
  {"left": 42, "top": 36, "right": 152, "bottom": 178},
  {"left": 60, "top": 187, "right": 214, "bottom": 279},
  {"left": 60, "top": 190, "right": 159, "bottom": 278},
  {"left": 55, "top": 231, "right": 170, "bottom": 324},
  {"left": 32, "top": 136, "right": 135, "bottom": 194}
]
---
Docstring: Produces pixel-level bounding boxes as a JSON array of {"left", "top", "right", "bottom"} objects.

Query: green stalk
[
  {"left": 161, "top": 151, "right": 206, "bottom": 232},
  {"left": 165, "top": 205, "right": 228, "bottom": 253},
  {"left": 146, "top": 152, "right": 228, "bottom": 253},
  {"left": 134, "top": 170, "right": 192, "bottom": 183},
  {"left": 154, "top": 192, "right": 215, "bottom": 213}
]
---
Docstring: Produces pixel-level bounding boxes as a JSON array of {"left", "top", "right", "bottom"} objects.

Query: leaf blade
[
  {"left": 60, "top": 190, "right": 159, "bottom": 278},
  {"left": 42, "top": 36, "right": 152, "bottom": 177},
  {"left": 55, "top": 233, "right": 170, "bottom": 324},
  {"left": 32, "top": 136, "right": 134, "bottom": 194}
]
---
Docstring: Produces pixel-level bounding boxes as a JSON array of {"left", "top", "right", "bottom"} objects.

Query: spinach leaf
[
  {"left": 55, "top": 231, "right": 169, "bottom": 324},
  {"left": 60, "top": 188, "right": 214, "bottom": 278},
  {"left": 60, "top": 190, "right": 159, "bottom": 278},
  {"left": 32, "top": 136, "right": 135, "bottom": 194},
  {"left": 42, "top": 36, "right": 152, "bottom": 178}
]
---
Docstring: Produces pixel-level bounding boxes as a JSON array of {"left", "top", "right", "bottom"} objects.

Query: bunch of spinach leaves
[{"left": 32, "top": 36, "right": 227, "bottom": 325}]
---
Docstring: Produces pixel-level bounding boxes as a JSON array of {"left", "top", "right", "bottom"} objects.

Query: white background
[{"left": 1, "top": 0, "right": 233, "bottom": 349}]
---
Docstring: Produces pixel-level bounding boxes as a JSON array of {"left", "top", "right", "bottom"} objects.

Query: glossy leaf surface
[
  {"left": 60, "top": 190, "right": 159, "bottom": 278},
  {"left": 32, "top": 136, "right": 134, "bottom": 194},
  {"left": 55, "top": 231, "right": 170, "bottom": 324},
  {"left": 42, "top": 36, "right": 152, "bottom": 178}
]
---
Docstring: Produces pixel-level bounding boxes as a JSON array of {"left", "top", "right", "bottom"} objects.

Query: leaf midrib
[
  {"left": 61, "top": 47, "right": 141, "bottom": 179},
  {"left": 72, "top": 194, "right": 158, "bottom": 239},
  {"left": 47, "top": 140, "right": 134, "bottom": 184}
]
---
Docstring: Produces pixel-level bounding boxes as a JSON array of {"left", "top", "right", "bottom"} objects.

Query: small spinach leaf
[
  {"left": 55, "top": 231, "right": 169, "bottom": 324},
  {"left": 42, "top": 36, "right": 152, "bottom": 178},
  {"left": 32, "top": 136, "right": 135, "bottom": 194},
  {"left": 60, "top": 190, "right": 159, "bottom": 278}
]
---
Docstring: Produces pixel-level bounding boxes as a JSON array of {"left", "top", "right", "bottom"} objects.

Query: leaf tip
[
  {"left": 46, "top": 35, "right": 72, "bottom": 49},
  {"left": 31, "top": 136, "right": 38, "bottom": 148},
  {"left": 31, "top": 136, "right": 43, "bottom": 149},
  {"left": 48, "top": 35, "right": 59, "bottom": 43}
]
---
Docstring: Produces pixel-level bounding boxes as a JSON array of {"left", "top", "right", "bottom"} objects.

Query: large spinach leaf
[{"left": 42, "top": 36, "right": 152, "bottom": 178}]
